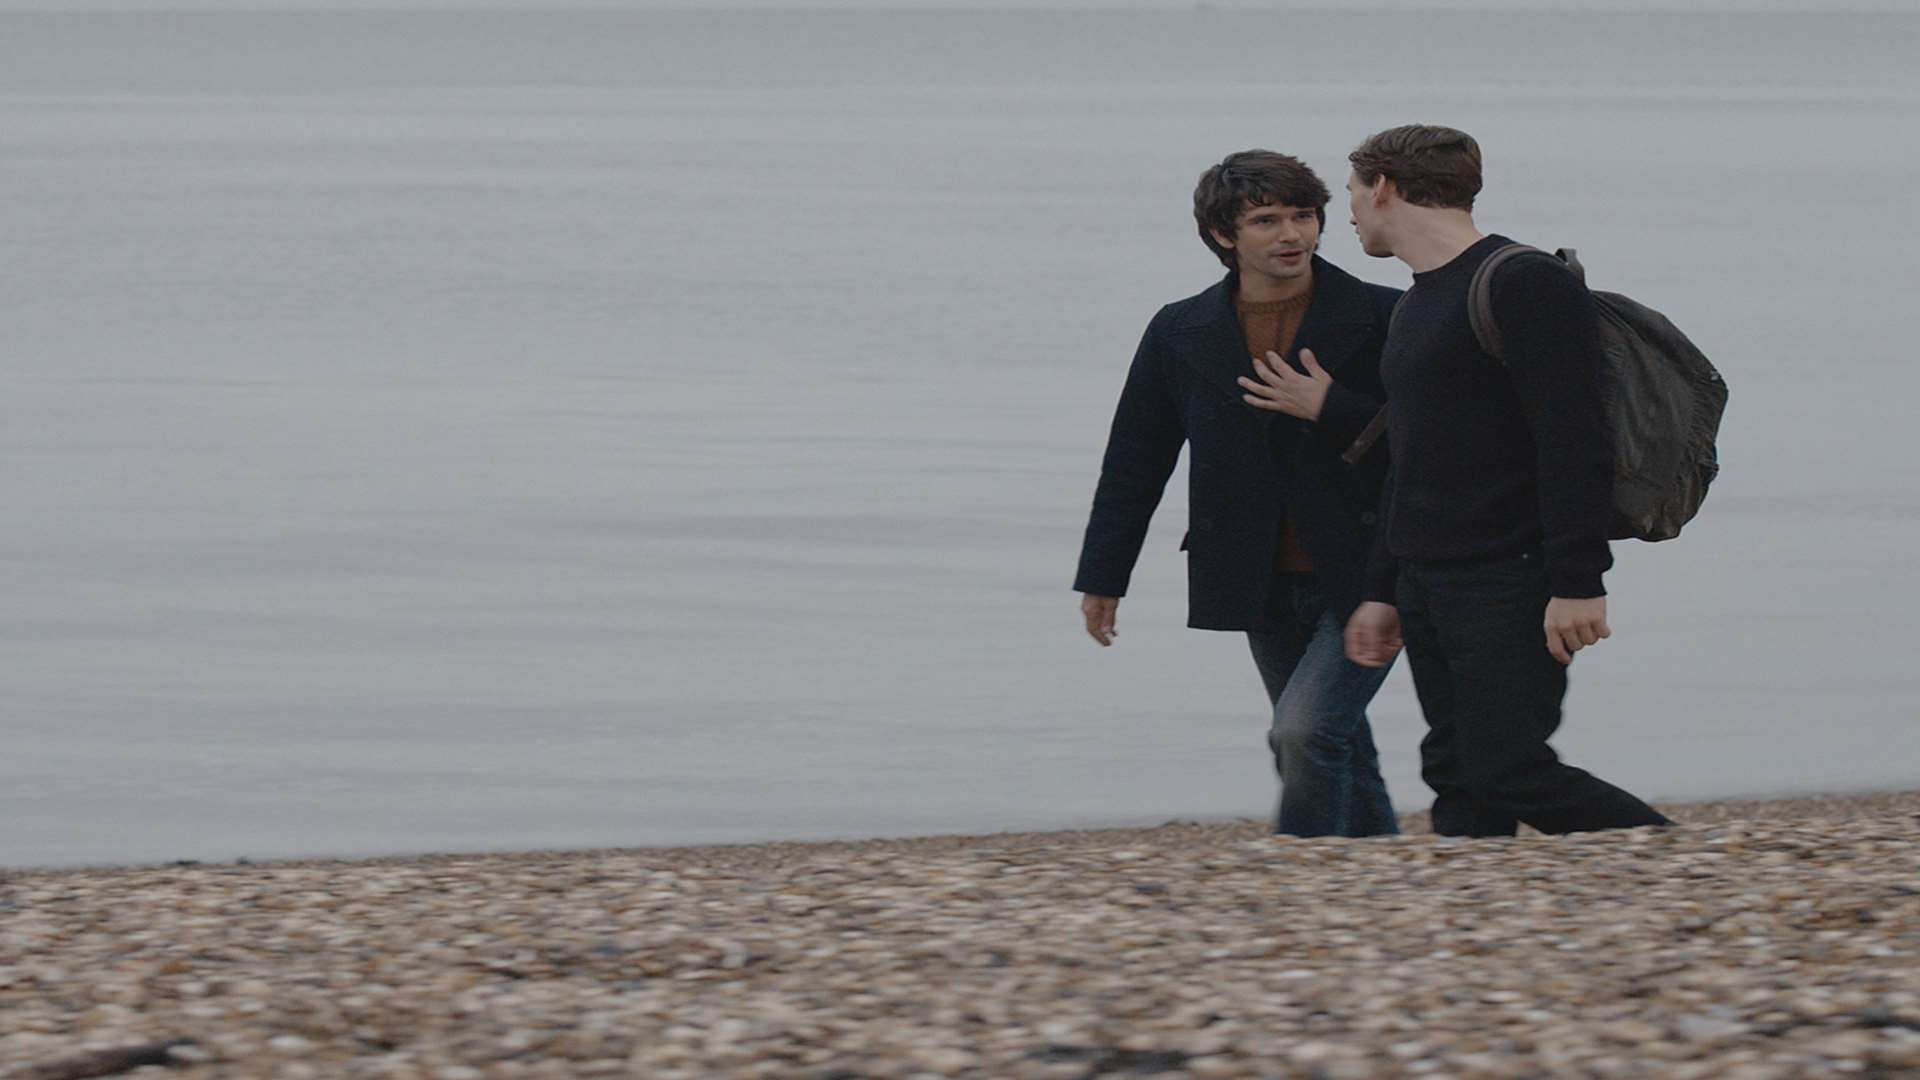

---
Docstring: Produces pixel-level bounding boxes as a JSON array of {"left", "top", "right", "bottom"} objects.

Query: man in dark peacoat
[{"left": 1074, "top": 150, "right": 1403, "bottom": 836}]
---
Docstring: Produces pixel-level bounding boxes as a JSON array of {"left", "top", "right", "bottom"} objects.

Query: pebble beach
[{"left": 4, "top": 792, "right": 1918, "bottom": 1080}]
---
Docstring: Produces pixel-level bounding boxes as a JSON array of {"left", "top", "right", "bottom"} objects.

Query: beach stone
[
  {"left": 1601, "top": 1019, "right": 1666, "bottom": 1043},
  {"left": 0, "top": 792, "right": 1915, "bottom": 1079},
  {"left": 1673, "top": 1015, "right": 1749, "bottom": 1043}
]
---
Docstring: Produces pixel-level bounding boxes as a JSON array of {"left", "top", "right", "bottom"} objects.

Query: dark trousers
[{"left": 1395, "top": 552, "right": 1670, "bottom": 837}]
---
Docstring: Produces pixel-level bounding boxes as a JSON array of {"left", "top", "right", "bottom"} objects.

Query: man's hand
[
  {"left": 1081, "top": 594, "right": 1119, "bottom": 647},
  {"left": 1544, "top": 596, "right": 1610, "bottom": 665},
  {"left": 1344, "top": 601, "right": 1402, "bottom": 668},
  {"left": 1237, "top": 347, "right": 1333, "bottom": 421}
]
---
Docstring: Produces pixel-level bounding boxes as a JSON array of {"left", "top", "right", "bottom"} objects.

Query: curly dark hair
[{"left": 1192, "top": 151, "right": 1330, "bottom": 270}]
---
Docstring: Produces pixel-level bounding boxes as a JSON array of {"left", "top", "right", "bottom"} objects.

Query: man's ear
[
  {"left": 1209, "top": 228, "right": 1236, "bottom": 251},
  {"left": 1370, "top": 175, "right": 1394, "bottom": 207}
]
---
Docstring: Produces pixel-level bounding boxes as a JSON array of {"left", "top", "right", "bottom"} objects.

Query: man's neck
[
  {"left": 1390, "top": 211, "right": 1484, "bottom": 274},
  {"left": 1236, "top": 266, "right": 1314, "bottom": 305}
]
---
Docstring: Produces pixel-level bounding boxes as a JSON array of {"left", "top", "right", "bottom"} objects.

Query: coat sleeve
[
  {"left": 1072, "top": 312, "right": 1186, "bottom": 598},
  {"left": 1316, "top": 380, "right": 1383, "bottom": 448},
  {"left": 1313, "top": 286, "right": 1397, "bottom": 451}
]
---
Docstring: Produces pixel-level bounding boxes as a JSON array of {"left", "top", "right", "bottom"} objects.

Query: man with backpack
[
  {"left": 1336, "top": 124, "right": 1673, "bottom": 836},
  {"left": 1075, "top": 150, "right": 1404, "bottom": 838}
]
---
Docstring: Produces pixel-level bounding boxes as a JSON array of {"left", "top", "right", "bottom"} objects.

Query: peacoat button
[{"left": 1360, "top": 512, "right": 1377, "bottom": 525}]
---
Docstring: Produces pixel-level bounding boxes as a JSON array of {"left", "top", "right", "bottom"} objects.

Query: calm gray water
[{"left": 4, "top": 4, "right": 1917, "bottom": 866}]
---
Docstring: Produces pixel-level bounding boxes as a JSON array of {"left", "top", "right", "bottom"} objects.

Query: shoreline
[
  {"left": 4, "top": 790, "right": 1917, "bottom": 1079},
  {"left": 13, "top": 787, "right": 1920, "bottom": 877}
]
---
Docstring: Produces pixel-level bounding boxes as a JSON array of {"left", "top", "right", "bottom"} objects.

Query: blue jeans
[{"left": 1246, "top": 574, "right": 1398, "bottom": 838}]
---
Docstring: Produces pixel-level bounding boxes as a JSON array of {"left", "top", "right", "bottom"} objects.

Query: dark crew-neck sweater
[{"left": 1363, "top": 234, "right": 1614, "bottom": 602}]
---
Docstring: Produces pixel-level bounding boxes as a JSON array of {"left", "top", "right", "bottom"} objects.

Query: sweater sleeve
[
  {"left": 1360, "top": 454, "right": 1399, "bottom": 605},
  {"left": 1492, "top": 258, "right": 1614, "bottom": 598},
  {"left": 1072, "top": 312, "right": 1186, "bottom": 598}
]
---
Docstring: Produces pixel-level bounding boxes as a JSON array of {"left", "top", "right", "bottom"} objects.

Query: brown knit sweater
[{"left": 1236, "top": 290, "right": 1315, "bottom": 574}]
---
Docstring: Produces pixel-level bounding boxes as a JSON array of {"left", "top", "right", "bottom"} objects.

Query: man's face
[
  {"left": 1347, "top": 171, "right": 1392, "bottom": 258},
  {"left": 1212, "top": 202, "right": 1319, "bottom": 283}
]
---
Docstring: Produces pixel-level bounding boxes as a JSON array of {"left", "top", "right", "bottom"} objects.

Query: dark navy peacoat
[{"left": 1073, "top": 256, "right": 1402, "bottom": 630}]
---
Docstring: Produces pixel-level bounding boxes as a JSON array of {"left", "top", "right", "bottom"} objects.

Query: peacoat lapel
[
  {"left": 1166, "top": 274, "right": 1256, "bottom": 409},
  {"left": 1168, "top": 258, "right": 1380, "bottom": 411},
  {"left": 1286, "top": 256, "right": 1378, "bottom": 380}
]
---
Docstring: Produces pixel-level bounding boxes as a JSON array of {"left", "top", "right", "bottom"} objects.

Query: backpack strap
[
  {"left": 1558, "top": 247, "right": 1585, "bottom": 284},
  {"left": 1340, "top": 244, "right": 1586, "bottom": 464},
  {"left": 1340, "top": 294, "right": 1406, "bottom": 466},
  {"left": 1468, "top": 244, "right": 1584, "bottom": 362},
  {"left": 1341, "top": 403, "right": 1390, "bottom": 466}
]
